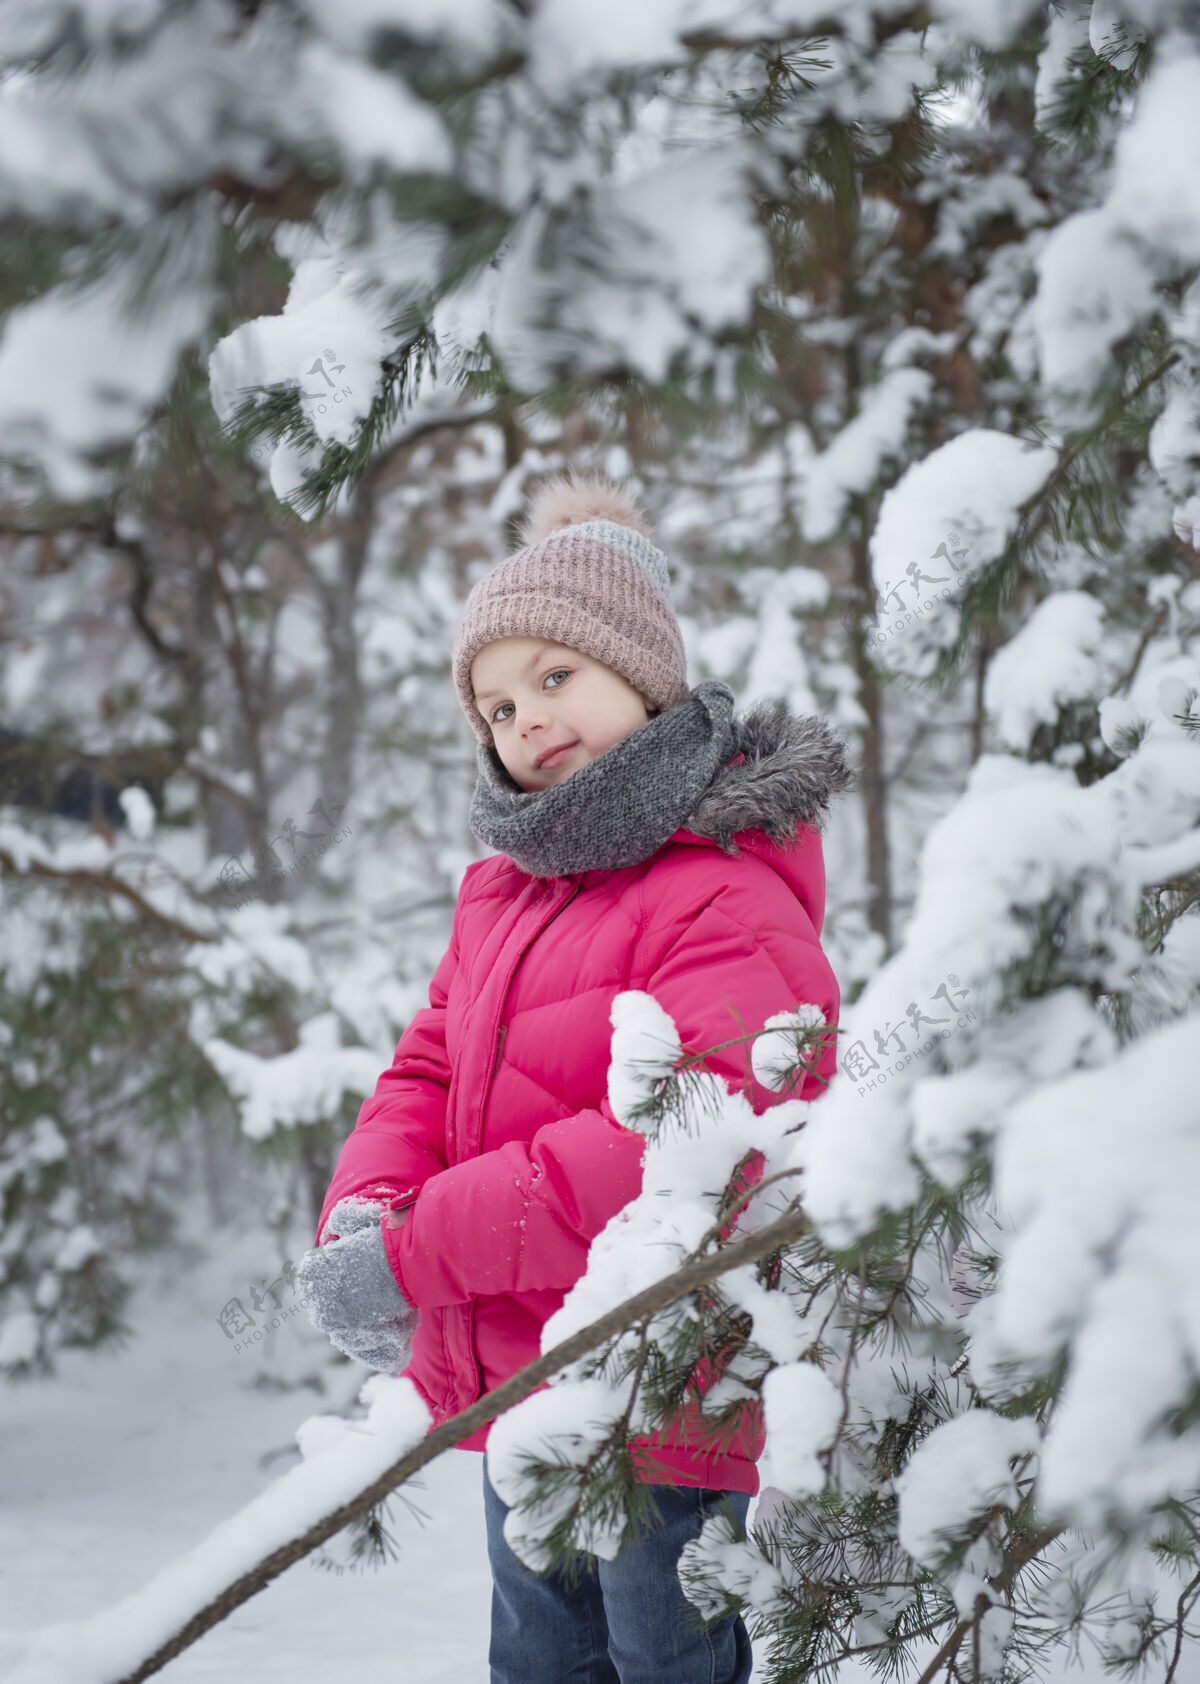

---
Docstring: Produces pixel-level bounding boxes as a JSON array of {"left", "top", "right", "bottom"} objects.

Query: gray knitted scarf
[{"left": 469, "top": 679, "right": 854, "bottom": 878}]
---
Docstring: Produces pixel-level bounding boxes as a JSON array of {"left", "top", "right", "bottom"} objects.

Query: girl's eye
[{"left": 489, "top": 670, "right": 569, "bottom": 723}]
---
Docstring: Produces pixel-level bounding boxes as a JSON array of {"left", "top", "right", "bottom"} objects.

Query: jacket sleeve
[
  {"left": 313, "top": 917, "right": 460, "bottom": 1249},
  {"left": 382, "top": 862, "right": 840, "bottom": 1309}
]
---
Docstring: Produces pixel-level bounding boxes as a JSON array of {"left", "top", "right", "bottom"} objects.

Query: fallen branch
[{"left": 115, "top": 1202, "right": 809, "bottom": 1684}]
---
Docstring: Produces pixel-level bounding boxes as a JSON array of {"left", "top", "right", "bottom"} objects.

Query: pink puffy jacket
[{"left": 315, "top": 712, "right": 846, "bottom": 1495}]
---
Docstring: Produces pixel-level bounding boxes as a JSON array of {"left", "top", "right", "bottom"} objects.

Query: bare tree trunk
[
  {"left": 971, "top": 634, "right": 988, "bottom": 766},
  {"left": 298, "top": 1123, "right": 335, "bottom": 1241},
  {"left": 316, "top": 476, "right": 373, "bottom": 819},
  {"left": 848, "top": 523, "right": 893, "bottom": 954}
]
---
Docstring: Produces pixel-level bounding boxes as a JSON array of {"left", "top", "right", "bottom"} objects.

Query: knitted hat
[{"left": 452, "top": 474, "right": 692, "bottom": 743}]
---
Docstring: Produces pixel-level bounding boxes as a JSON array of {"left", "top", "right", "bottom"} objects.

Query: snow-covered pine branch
[
  {"left": 486, "top": 992, "right": 829, "bottom": 1573},
  {"left": 492, "top": 652, "right": 1200, "bottom": 1684}
]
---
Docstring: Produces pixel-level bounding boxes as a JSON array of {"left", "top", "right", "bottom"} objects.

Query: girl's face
[{"left": 470, "top": 637, "right": 655, "bottom": 793}]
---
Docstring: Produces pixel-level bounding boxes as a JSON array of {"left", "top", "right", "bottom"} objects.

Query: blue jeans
[{"left": 482, "top": 1457, "right": 753, "bottom": 1684}]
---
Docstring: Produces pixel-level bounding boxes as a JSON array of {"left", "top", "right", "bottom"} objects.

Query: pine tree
[
  {"left": 482, "top": 15, "right": 1200, "bottom": 1684},
  {"left": 3, "top": 12, "right": 1199, "bottom": 1683}
]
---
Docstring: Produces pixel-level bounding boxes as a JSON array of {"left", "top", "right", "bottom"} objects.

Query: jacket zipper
[
  {"left": 472, "top": 879, "right": 581, "bottom": 1155},
  {"left": 466, "top": 878, "right": 582, "bottom": 1407}
]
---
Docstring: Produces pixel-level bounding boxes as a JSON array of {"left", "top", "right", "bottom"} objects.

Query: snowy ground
[
  {"left": 0, "top": 1204, "right": 770, "bottom": 1682},
  {"left": 0, "top": 1204, "right": 492, "bottom": 1682}
]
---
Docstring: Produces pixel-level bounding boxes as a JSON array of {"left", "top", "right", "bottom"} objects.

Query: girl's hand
[
  {"left": 318, "top": 1192, "right": 404, "bottom": 1246},
  {"left": 296, "top": 1206, "right": 417, "bottom": 1373}
]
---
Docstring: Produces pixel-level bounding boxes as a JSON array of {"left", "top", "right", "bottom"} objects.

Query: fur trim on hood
[{"left": 685, "top": 700, "right": 855, "bottom": 853}]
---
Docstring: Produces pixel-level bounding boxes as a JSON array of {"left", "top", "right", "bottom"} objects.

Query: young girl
[{"left": 296, "top": 475, "right": 852, "bottom": 1684}]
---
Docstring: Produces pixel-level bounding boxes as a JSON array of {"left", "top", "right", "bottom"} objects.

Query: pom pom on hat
[
  {"left": 451, "top": 471, "right": 692, "bottom": 743},
  {"left": 516, "top": 472, "right": 652, "bottom": 547}
]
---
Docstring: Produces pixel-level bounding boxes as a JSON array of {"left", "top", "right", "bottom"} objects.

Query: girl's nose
[{"left": 517, "top": 704, "right": 552, "bottom": 736}]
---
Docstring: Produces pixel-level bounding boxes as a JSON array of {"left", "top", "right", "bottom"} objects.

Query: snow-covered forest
[{"left": 1, "top": 0, "right": 1199, "bottom": 1680}]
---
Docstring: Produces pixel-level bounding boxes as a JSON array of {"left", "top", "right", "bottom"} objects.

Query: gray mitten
[
  {"left": 317, "top": 1194, "right": 389, "bottom": 1246},
  {"left": 296, "top": 1202, "right": 418, "bottom": 1373}
]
